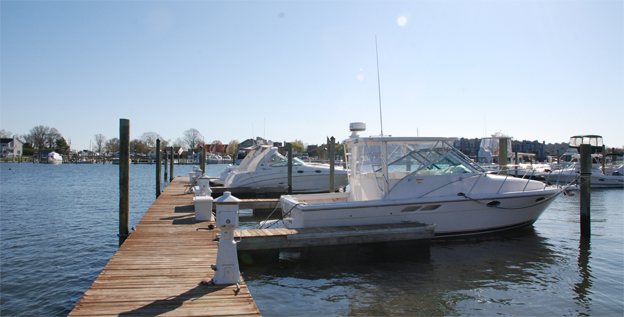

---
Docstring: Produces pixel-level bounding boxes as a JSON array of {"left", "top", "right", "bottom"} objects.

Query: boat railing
[{"left": 491, "top": 163, "right": 580, "bottom": 191}]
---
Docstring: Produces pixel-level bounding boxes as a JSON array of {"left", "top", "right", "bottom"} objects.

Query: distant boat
[
  {"left": 216, "top": 144, "right": 348, "bottom": 193},
  {"left": 75, "top": 158, "right": 94, "bottom": 164},
  {"left": 46, "top": 151, "right": 63, "bottom": 164},
  {"left": 207, "top": 154, "right": 222, "bottom": 164}
]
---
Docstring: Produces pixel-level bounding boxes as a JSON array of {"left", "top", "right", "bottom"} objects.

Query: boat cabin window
[
  {"left": 268, "top": 153, "right": 303, "bottom": 167},
  {"left": 355, "top": 140, "right": 482, "bottom": 178}
]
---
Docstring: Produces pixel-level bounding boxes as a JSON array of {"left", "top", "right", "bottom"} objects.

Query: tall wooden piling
[
  {"left": 169, "top": 149, "right": 174, "bottom": 182},
  {"left": 119, "top": 119, "right": 130, "bottom": 246},
  {"left": 164, "top": 149, "right": 168, "bottom": 181},
  {"left": 287, "top": 143, "right": 293, "bottom": 194},
  {"left": 602, "top": 145, "right": 606, "bottom": 174},
  {"left": 580, "top": 144, "right": 591, "bottom": 236},
  {"left": 329, "top": 136, "right": 335, "bottom": 192},
  {"left": 498, "top": 138, "right": 508, "bottom": 175},
  {"left": 201, "top": 147, "right": 206, "bottom": 174},
  {"left": 514, "top": 151, "right": 519, "bottom": 176},
  {"left": 156, "top": 139, "right": 161, "bottom": 198}
]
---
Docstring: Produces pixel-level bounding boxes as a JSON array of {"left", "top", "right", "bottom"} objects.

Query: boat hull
[
  {"left": 280, "top": 190, "right": 560, "bottom": 236},
  {"left": 227, "top": 173, "right": 348, "bottom": 193}
]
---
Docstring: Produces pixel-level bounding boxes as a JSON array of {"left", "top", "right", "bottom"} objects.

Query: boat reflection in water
[{"left": 242, "top": 226, "right": 599, "bottom": 316}]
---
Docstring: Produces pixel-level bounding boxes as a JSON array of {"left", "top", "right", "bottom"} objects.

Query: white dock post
[
  {"left": 193, "top": 174, "right": 214, "bottom": 221},
  {"left": 211, "top": 191, "right": 242, "bottom": 285}
]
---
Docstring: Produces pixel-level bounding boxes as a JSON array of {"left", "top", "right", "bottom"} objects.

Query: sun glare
[{"left": 397, "top": 15, "right": 407, "bottom": 26}]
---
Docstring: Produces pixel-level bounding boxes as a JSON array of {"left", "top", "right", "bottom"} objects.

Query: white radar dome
[{"left": 349, "top": 122, "right": 366, "bottom": 132}]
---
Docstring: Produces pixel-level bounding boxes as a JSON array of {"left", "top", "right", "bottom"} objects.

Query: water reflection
[
  {"left": 574, "top": 237, "right": 593, "bottom": 314},
  {"left": 242, "top": 227, "right": 573, "bottom": 316}
]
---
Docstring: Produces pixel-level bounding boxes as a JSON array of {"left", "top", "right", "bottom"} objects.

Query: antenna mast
[{"left": 375, "top": 35, "right": 383, "bottom": 136}]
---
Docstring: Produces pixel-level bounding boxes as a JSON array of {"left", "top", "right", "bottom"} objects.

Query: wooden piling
[
  {"left": 164, "top": 149, "right": 169, "bottom": 181},
  {"left": 580, "top": 144, "right": 591, "bottom": 236},
  {"left": 156, "top": 139, "right": 161, "bottom": 198},
  {"left": 514, "top": 151, "right": 519, "bottom": 176},
  {"left": 201, "top": 147, "right": 206, "bottom": 174},
  {"left": 169, "top": 149, "right": 174, "bottom": 182},
  {"left": 119, "top": 119, "right": 130, "bottom": 246},
  {"left": 329, "top": 136, "right": 335, "bottom": 192},
  {"left": 499, "top": 138, "right": 508, "bottom": 175},
  {"left": 287, "top": 143, "right": 293, "bottom": 195},
  {"left": 602, "top": 145, "right": 606, "bottom": 174}
]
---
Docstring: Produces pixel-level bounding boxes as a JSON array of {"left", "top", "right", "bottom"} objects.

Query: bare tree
[
  {"left": 140, "top": 132, "right": 163, "bottom": 148},
  {"left": 173, "top": 138, "right": 184, "bottom": 148},
  {"left": 182, "top": 128, "right": 202, "bottom": 151},
  {"left": 0, "top": 129, "right": 12, "bottom": 138},
  {"left": 105, "top": 137, "right": 120, "bottom": 153},
  {"left": 26, "top": 125, "right": 50, "bottom": 150},
  {"left": 45, "top": 128, "right": 62, "bottom": 149},
  {"left": 94, "top": 134, "right": 106, "bottom": 154}
]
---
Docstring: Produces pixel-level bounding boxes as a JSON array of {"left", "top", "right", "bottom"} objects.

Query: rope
[{"left": 260, "top": 202, "right": 302, "bottom": 229}]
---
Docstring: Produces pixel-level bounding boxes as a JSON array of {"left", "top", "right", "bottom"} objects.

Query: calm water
[{"left": 1, "top": 163, "right": 623, "bottom": 316}]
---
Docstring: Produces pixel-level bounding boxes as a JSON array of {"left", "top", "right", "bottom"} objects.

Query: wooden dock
[
  {"left": 69, "top": 177, "right": 261, "bottom": 317},
  {"left": 235, "top": 222, "right": 435, "bottom": 251},
  {"left": 71, "top": 177, "right": 434, "bottom": 316}
]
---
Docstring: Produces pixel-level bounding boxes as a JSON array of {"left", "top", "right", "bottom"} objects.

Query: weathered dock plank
[{"left": 69, "top": 177, "right": 261, "bottom": 317}]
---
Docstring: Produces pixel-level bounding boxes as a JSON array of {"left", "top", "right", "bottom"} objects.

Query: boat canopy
[{"left": 346, "top": 138, "right": 484, "bottom": 200}]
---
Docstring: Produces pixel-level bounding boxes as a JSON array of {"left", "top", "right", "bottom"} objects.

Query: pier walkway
[{"left": 69, "top": 177, "right": 261, "bottom": 317}]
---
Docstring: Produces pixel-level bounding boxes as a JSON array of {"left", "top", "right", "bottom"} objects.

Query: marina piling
[
  {"left": 580, "top": 144, "right": 591, "bottom": 237},
  {"left": 287, "top": 143, "right": 293, "bottom": 195},
  {"left": 602, "top": 145, "right": 606, "bottom": 174},
  {"left": 201, "top": 147, "right": 206, "bottom": 174},
  {"left": 119, "top": 119, "right": 130, "bottom": 246},
  {"left": 164, "top": 150, "right": 168, "bottom": 181},
  {"left": 329, "top": 136, "right": 335, "bottom": 192},
  {"left": 156, "top": 139, "right": 161, "bottom": 198},
  {"left": 169, "top": 148, "right": 174, "bottom": 182},
  {"left": 499, "top": 137, "right": 508, "bottom": 175}
]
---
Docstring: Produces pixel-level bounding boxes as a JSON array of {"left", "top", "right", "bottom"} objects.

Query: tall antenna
[{"left": 375, "top": 35, "right": 384, "bottom": 136}]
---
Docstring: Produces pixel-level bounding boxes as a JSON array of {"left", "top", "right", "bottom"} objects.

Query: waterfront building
[{"left": 0, "top": 137, "right": 23, "bottom": 158}]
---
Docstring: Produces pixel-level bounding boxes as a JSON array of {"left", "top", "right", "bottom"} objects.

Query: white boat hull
[{"left": 280, "top": 190, "right": 560, "bottom": 236}]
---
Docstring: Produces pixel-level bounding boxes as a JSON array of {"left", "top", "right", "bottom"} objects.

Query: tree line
[{"left": 93, "top": 128, "right": 241, "bottom": 157}]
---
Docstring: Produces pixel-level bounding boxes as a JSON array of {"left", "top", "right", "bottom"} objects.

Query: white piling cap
[{"left": 214, "top": 191, "right": 241, "bottom": 204}]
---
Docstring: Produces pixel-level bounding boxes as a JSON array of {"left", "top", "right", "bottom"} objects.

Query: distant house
[
  {"left": 165, "top": 146, "right": 183, "bottom": 157},
  {"left": 0, "top": 137, "right": 23, "bottom": 157},
  {"left": 146, "top": 148, "right": 157, "bottom": 159}
]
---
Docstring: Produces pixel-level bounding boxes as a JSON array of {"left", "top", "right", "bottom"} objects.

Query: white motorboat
[
  {"left": 267, "top": 123, "right": 564, "bottom": 237},
  {"left": 46, "top": 151, "right": 63, "bottom": 164},
  {"left": 207, "top": 154, "right": 222, "bottom": 164},
  {"left": 541, "top": 164, "right": 624, "bottom": 188},
  {"left": 219, "top": 145, "right": 348, "bottom": 193},
  {"left": 211, "top": 146, "right": 270, "bottom": 186}
]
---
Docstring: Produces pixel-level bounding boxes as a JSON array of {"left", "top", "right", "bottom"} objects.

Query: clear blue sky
[{"left": 2, "top": 0, "right": 622, "bottom": 151}]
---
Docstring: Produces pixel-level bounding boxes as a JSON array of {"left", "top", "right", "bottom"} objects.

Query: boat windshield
[
  {"left": 357, "top": 140, "right": 483, "bottom": 177},
  {"left": 268, "top": 153, "right": 303, "bottom": 167}
]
